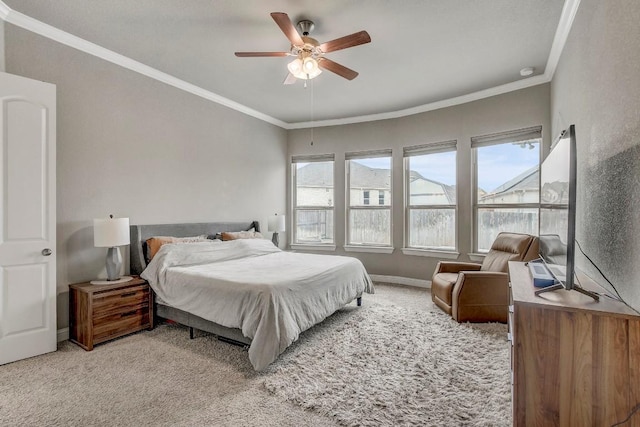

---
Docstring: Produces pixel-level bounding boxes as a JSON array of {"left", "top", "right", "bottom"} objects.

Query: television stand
[
  {"left": 508, "top": 261, "right": 640, "bottom": 426},
  {"left": 534, "top": 282, "right": 600, "bottom": 301}
]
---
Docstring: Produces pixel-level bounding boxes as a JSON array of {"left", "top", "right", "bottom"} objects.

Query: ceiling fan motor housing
[{"left": 297, "top": 20, "right": 315, "bottom": 36}]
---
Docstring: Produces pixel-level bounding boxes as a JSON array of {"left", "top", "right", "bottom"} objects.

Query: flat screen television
[{"left": 537, "top": 124, "right": 598, "bottom": 300}]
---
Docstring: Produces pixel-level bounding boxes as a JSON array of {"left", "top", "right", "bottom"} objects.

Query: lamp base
[
  {"left": 90, "top": 276, "right": 133, "bottom": 285},
  {"left": 271, "top": 232, "right": 279, "bottom": 247},
  {"left": 105, "top": 246, "right": 123, "bottom": 281}
]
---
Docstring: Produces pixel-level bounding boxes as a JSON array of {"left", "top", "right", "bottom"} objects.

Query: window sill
[
  {"left": 344, "top": 245, "right": 394, "bottom": 254},
  {"left": 401, "top": 248, "right": 460, "bottom": 259},
  {"left": 468, "top": 252, "right": 488, "bottom": 262},
  {"left": 290, "top": 244, "right": 337, "bottom": 252}
]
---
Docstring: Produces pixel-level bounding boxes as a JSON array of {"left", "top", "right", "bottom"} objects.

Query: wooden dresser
[
  {"left": 69, "top": 276, "right": 154, "bottom": 350},
  {"left": 508, "top": 261, "right": 640, "bottom": 426}
]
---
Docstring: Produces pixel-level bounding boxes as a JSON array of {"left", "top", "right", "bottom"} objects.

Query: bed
[{"left": 130, "top": 221, "right": 374, "bottom": 370}]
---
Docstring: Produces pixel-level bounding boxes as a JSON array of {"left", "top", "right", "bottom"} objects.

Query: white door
[{"left": 0, "top": 72, "right": 56, "bottom": 365}]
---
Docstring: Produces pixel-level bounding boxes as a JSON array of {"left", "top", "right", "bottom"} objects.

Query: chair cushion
[{"left": 481, "top": 232, "right": 535, "bottom": 272}]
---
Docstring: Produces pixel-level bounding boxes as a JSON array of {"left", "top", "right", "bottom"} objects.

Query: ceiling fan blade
[
  {"left": 319, "top": 31, "right": 371, "bottom": 53},
  {"left": 235, "top": 52, "right": 289, "bottom": 57},
  {"left": 271, "top": 12, "right": 304, "bottom": 46},
  {"left": 283, "top": 73, "right": 297, "bottom": 85},
  {"left": 318, "top": 58, "right": 359, "bottom": 80}
]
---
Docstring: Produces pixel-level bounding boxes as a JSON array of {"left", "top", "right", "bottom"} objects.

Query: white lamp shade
[
  {"left": 287, "top": 58, "right": 303, "bottom": 75},
  {"left": 268, "top": 215, "right": 286, "bottom": 233},
  {"left": 93, "top": 217, "right": 130, "bottom": 247}
]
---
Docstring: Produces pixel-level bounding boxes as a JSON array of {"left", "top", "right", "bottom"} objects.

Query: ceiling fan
[{"left": 235, "top": 12, "right": 371, "bottom": 84}]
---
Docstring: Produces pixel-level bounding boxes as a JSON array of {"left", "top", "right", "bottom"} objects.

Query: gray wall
[
  {"left": 288, "top": 84, "right": 551, "bottom": 281},
  {"left": 551, "top": 0, "right": 640, "bottom": 311},
  {"left": 5, "top": 25, "right": 288, "bottom": 329}
]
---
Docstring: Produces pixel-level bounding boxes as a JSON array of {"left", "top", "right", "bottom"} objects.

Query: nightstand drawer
[
  {"left": 93, "top": 302, "right": 150, "bottom": 324},
  {"left": 93, "top": 285, "right": 149, "bottom": 315},
  {"left": 93, "top": 309, "right": 150, "bottom": 342}
]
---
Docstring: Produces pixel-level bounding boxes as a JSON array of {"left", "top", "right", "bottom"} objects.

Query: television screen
[{"left": 539, "top": 125, "right": 576, "bottom": 289}]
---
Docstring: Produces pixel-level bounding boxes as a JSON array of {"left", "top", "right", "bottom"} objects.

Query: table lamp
[
  {"left": 268, "top": 214, "right": 286, "bottom": 247},
  {"left": 91, "top": 215, "right": 133, "bottom": 285}
]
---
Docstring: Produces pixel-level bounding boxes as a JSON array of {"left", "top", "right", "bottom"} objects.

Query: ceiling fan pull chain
[{"left": 310, "top": 79, "right": 314, "bottom": 146}]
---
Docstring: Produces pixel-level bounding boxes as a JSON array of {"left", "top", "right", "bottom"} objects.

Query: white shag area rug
[{"left": 263, "top": 301, "right": 511, "bottom": 427}]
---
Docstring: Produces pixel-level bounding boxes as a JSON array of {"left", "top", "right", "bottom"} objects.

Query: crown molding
[
  {"left": 544, "top": 0, "right": 581, "bottom": 81},
  {"left": 0, "top": 2, "right": 10, "bottom": 19},
  {"left": 0, "top": 0, "right": 579, "bottom": 130},
  {"left": 287, "top": 74, "right": 551, "bottom": 129}
]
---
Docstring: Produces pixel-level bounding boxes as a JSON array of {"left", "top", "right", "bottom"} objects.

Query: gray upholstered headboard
[{"left": 129, "top": 221, "right": 259, "bottom": 275}]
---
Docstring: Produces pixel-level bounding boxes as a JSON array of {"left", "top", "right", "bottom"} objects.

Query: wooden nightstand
[{"left": 69, "top": 276, "right": 154, "bottom": 350}]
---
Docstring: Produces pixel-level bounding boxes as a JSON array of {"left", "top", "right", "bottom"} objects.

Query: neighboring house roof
[
  {"left": 297, "top": 161, "right": 457, "bottom": 203},
  {"left": 441, "top": 184, "right": 457, "bottom": 203},
  {"left": 349, "top": 161, "right": 391, "bottom": 189},
  {"left": 298, "top": 162, "right": 536, "bottom": 204},
  {"left": 297, "top": 161, "right": 393, "bottom": 189},
  {"left": 296, "top": 162, "right": 333, "bottom": 187},
  {"left": 408, "top": 169, "right": 456, "bottom": 203},
  {"left": 486, "top": 166, "right": 539, "bottom": 196}
]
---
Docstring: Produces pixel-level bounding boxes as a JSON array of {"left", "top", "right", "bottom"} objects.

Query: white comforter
[{"left": 141, "top": 239, "right": 374, "bottom": 370}]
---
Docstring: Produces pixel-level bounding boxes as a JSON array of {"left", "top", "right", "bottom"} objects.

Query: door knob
[{"left": 41, "top": 248, "right": 52, "bottom": 256}]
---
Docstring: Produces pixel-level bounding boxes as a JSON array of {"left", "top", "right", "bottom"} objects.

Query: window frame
[
  {"left": 344, "top": 150, "right": 393, "bottom": 251},
  {"left": 402, "top": 140, "right": 458, "bottom": 256},
  {"left": 471, "top": 126, "right": 542, "bottom": 254},
  {"left": 291, "top": 154, "right": 336, "bottom": 250}
]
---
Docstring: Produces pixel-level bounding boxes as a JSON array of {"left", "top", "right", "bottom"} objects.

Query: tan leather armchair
[{"left": 431, "top": 232, "right": 539, "bottom": 323}]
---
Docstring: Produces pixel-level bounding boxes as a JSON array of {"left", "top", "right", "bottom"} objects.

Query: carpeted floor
[{"left": 0, "top": 284, "right": 510, "bottom": 426}]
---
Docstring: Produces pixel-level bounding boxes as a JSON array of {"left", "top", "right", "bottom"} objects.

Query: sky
[
  {"left": 477, "top": 142, "right": 540, "bottom": 191},
  {"left": 353, "top": 142, "right": 540, "bottom": 191}
]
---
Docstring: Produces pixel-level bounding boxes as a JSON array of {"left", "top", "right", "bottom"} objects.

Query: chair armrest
[
  {"left": 434, "top": 261, "right": 482, "bottom": 275},
  {"left": 452, "top": 271, "right": 510, "bottom": 323},
  {"left": 452, "top": 271, "right": 509, "bottom": 304}
]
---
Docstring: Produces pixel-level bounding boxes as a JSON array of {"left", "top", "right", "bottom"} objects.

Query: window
[
  {"left": 404, "top": 141, "right": 457, "bottom": 251},
  {"left": 346, "top": 151, "right": 392, "bottom": 247},
  {"left": 472, "top": 126, "right": 542, "bottom": 252},
  {"left": 292, "top": 155, "right": 334, "bottom": 245}
]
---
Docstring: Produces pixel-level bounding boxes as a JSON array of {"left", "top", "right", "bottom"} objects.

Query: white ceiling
[{"left": 2, "top": 0, "right": 568, "bottom": 127}]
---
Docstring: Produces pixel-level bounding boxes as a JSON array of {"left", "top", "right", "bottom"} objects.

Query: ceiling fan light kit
[
  {"left": 235, "top": 12, "right": 371, "bottom": 84},
  {"left": 287, "top": 57, "right": 322, "bottom": 80}
]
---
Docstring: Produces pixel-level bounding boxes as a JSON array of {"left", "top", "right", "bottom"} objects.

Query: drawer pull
[
  {"left": 120, "top": 310, "right": 138, "bottom": 318},
  {"left": 120, "top": 292, "right": 137, "bottom": 298}
]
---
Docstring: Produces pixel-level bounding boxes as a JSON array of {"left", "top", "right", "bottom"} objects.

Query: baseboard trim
[
  {"left": 370, "top": 275, "right": 431, "bottom": 289},
  {"left": 57, "top": 327, "right": 69, "bottom": 342}
]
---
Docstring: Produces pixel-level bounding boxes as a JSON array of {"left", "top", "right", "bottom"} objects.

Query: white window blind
[
  {"left": 403, "top": 140, "right": 457, "bottom": 157},
  {"left": 471, "top": 126, "right": 542, "bottom": 148}
]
